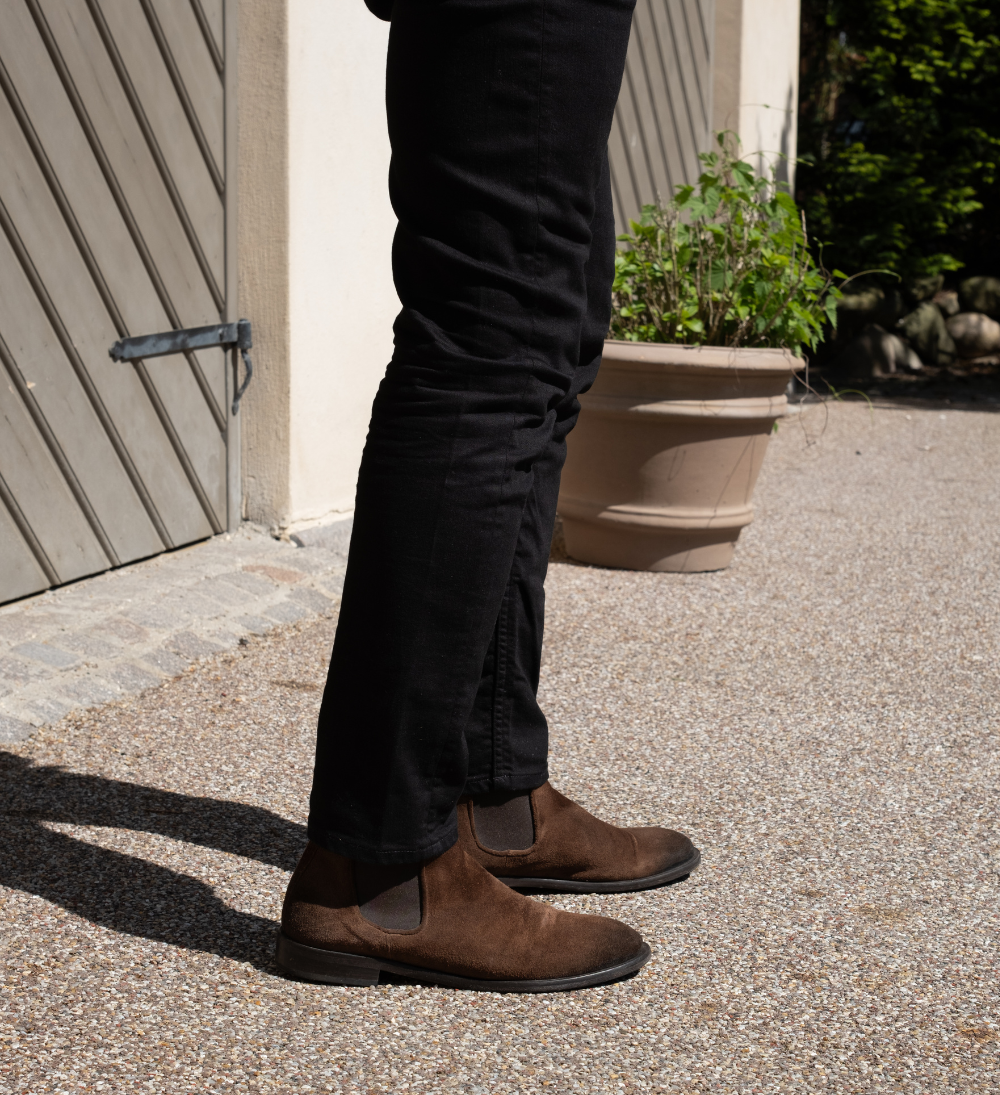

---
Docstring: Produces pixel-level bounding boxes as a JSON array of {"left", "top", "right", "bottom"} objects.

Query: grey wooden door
[
  {"left": 610, "top": 0, "right": 715, "bottom": 235},
  {"left": 0, "top": 0, "right": 230, "bottom": 605}
]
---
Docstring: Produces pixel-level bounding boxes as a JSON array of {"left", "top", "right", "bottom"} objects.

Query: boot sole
[
  {"left": 274, "top": 932, "right": 651, "bottom": 992},
  {"left": 494, "top": 847, "right": 701, "bottom": 893}
]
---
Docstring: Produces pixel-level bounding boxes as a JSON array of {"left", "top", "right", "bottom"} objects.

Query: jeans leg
[
  {"left": 308, "top": 0, "right": 635, "bottom": 864},
  {"left": 463, "top": 156, "right": 618, "bottom": 794}
]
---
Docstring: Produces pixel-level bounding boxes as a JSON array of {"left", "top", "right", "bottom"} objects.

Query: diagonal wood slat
[
  {"left": 610, "top": 0, "right": 715, "bottom": 235},
  {"left": 0, "top": 0, "right": 229, "bottom": 605}
]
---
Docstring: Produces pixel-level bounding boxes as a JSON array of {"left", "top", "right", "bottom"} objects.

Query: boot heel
[{"left": 275, "top": 931, "right": 381, "bottom": 986}]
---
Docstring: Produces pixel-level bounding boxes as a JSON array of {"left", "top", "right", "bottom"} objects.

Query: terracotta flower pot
[{"left": 558, "top": 340, "right": 800, "bottom": 572}]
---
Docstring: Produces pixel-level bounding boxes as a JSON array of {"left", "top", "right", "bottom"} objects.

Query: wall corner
[{"left": 235, "top": 0, "right": 292, "bottom": 531}]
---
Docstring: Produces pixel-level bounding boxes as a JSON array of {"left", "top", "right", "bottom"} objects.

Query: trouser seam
[{"left": 492, "top": 579, "right": 512, "bottom": 785}]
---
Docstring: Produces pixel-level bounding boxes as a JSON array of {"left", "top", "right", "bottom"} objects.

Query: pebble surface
[{"left": 1, "top": 399, "right": 998, "bottom": 1093}]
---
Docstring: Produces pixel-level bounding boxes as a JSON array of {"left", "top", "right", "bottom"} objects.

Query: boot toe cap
[
  {"left": 634, "top": 826, "right": 697, "bottom": 875},
  {"left": 570, "top": 915, "right": 645, "bottom": 975}
]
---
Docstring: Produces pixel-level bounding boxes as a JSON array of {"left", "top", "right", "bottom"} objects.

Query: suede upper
[
  {"left": 281, "top": 840, "right": 643, "bottom": 982},
  {"left": 459, "top": 782, "right": 695, "bottom": 882}
]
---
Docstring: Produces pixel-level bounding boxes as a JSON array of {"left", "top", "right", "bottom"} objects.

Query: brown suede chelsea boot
[
  {"left": 458, "top": 781, "right": 700, "bottom": 893},
  {"left": 275, "top": 839, "right": 649, "bottom": 992}
]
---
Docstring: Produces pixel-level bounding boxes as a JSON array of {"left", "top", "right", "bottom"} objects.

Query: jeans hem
[
  {"left": 305, "top": 819, "right": 459, "bottom": 866},
  {"left": 462, "top": 768, "right": 549, "bottom": 797}
]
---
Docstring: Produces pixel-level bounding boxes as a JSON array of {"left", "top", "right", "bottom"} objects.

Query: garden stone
[
  {"left": 290, "top": 518, "right": 353, "bottom": 560},
  {"left": 906, "top": 274, "right": 944, "bottom": 303},
  {"left": 215, "top": 571, "right": 276, "bottom": 597},
  {"left": 932, "top": 290, "right": 960, "bottom": 317},
  {"left": 106, "top": 663, "right": 164, "bottom": 693},
  {"left": 831, "top": 324, "right": 922, "bottom": 380},
  {"left": 165, "top": 632, "right": 224, "bottom": 659},
  {"left": 142, "top": 647, "right": 189, "bottom": 676},
  {"left": 290, "top": 586, "right": 338, "bottom": 611},
  {"left": 235, "top": 615, "right": 276, "bottom": 636},
  {"left": 122, "top": 604, "right": 188, "bottom": 632},
  {"left": 896, "top": 303, "right": 956, "bottom": 366},
  {"left": 0, "top": 715, "right": 33, "bottom": 743},
  {"left": 946, "top": 312, "right": 1000, "bottom": 358},
  {"left": 59, "top": 632, "right": 122, "bottom": 660},
  {"left": 11, "top": 642, "right": 79, "bottom": 669},
  {"left": 959, "top": 276, "right": 1000, "bottom": 318},
  {"left": 57, "top": 676, "right": 120, "bottom": 707},
  {"left": 0, "top": 655, "right": 52, "bottom": 686},
  {"left": 835, "top": 286, "right": 905, "bottom": 340},
  {"left": 263, "top": 600, "right": 310, "bottom": 625},
  {"left": 16, "top": 696, "right": 74, "bottom": 726}
]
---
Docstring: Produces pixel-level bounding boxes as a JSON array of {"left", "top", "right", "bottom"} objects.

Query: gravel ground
[{"left": 1, "top": 399, "right": 998, "bottom": 1094}]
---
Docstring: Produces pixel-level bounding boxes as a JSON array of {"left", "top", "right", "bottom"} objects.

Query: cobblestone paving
[
  {"left": 0, "top": 400, "right": 998, "bottom": 1093},
  {"left": 0, "top": 521, "right": 351, "bottom": 741}
]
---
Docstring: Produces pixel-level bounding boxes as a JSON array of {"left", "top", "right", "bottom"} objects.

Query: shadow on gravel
[{"left": 0, "top": 751, "right": 307, "bottom": 970}]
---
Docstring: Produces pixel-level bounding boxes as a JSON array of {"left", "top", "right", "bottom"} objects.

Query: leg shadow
[
  {"left": 1, "top": 819, "right": 277, "bottom": 968},
  {"left": 0, "top": 751, "right": 307, "bottom": 869},
  {"left": 0, "top": 751, "right": 309, "bottom": 971}
]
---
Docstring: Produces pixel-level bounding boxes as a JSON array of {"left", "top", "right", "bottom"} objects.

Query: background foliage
[{"left": 797, "top": 0, "right": 1000, "bottom": 282}]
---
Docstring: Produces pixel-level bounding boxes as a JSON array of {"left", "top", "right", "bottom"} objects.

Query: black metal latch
[{"left": 109, "top": 319, "right": 253, "bottom": 415}]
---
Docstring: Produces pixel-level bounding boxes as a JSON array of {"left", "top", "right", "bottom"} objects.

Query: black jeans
[{"left": 308, "top": 0, "right": 635, "bottom": 863}]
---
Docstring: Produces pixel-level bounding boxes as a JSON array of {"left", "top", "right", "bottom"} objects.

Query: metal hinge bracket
[{"left": 109, "top": 319, "right": 253, "bottom": 415}]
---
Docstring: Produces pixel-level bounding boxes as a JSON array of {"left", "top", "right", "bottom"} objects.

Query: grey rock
[
  {"left": 242, "top": 564, "right": 306, "bottom": 586},
  {"left": 264, "top": 601, "right": 310, "bottom": 625},
  {"left": 907, "top": 274, "right": 944, "bottom": 303},
  {"left": 837, "top": 287, "right": 885, "bottom": 315},
  {"left": 196, "top": 576, "right": 253, "bottom": 608},
  {"left": 274, "top": 553, "right": 341, "bottom": 576},
  {"left": 0, "top": 655, "right": 53, "bottom": 686},
  {"left": 958, "top": 276, "right": 1000, "bottom": 318},
  {"left": 121, "top": 604, "right": 186, "bottom": 631},
  {"left": 0, "top": 714, "right": 33, "bottom": 742},
  {"left": 0, "top": 614, "right": 46, "bottom": 646},
  {"left": 946, "top": 312, "right": 1000, "bottom": 358},
  {"left": 58, "top": 631, "right": 122, "bottom": 659},
  {"left": 142, "top": 648, "right": 189, "bottom": 676},
  {"left": 156, "top": 588, "right": 227, "bottom": 620},
  {"left": 18, "top": 696, "right": 74, "bottom": 725},
  {"left": 897, "top": 303, "right": 957, "bottom": 366},
  {"left": 290, "top": 518, "right": 354, "bottom": 558},
  {"left": 92, "top": 617, "right": 150, "bottom": 644},
  {"left": 834, "top": 287, "right": 906, "bottom": 350},
  {"left": 289, "top": 587, "right": 335, "bottom": 613},
  {"left": 214, "top": 571, "right": 276, "bottom": 597},
  {"left": 236, "top": 615, "right": 275, "bottom": 636},
  {"left": 316, "top": 573, "right": 345, "bottom": 596},
  {"left": 11, "top": 642, "right": 79, "bottom": 669},
  {"left": 57, "top": 675, "right": 120, "bottom": 707},
  {"left": 932, "top": 290, "right": 960, "bottom": 317},
  {"left": 106, "top": 663, "right": 164, "bottom": 693},
  {"left": 832, "top": 325, "right": 923, "bottom": 380},
  {"left": 165, "top": 631, "right": 224, "bottom": 659}
]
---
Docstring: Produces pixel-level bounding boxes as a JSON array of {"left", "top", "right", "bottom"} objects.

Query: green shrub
[
  {"left": 797, "top": 0, "right": 1000, "bottom": 281},
  {"left": 610, "top": 139, "right": 842, "bottom": 355}
]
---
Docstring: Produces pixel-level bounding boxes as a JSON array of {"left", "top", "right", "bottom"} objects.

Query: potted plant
[{"left": 559, "top": 139, "right": 842, "bottom": 571}]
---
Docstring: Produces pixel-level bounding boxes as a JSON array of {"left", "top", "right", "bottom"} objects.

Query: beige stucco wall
[
  {"left": 236, "top": 0, "right": 291, "bottom": 528},
  {"left": 236, "top": 1, "right": 799, "bottom": 534},
  {"left": 238, "top": 0, "right": 397, "bottom": 534},
  {"left": 713, "top": 0, "right": 800, "bottom": 186}
]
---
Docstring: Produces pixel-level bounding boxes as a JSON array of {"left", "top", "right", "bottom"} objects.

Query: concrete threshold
[{"left": 0, "top": 519, "right": 352, "bottom": 742}]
